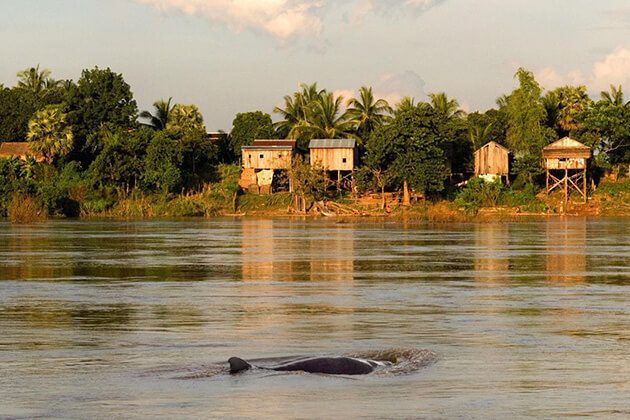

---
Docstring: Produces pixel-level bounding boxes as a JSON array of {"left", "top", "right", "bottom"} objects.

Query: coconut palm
[
  {"left": 273, "top": 93, "right": 306, "bottom": 139},
  {"left": 273, "top": 83, "right": 324, "bottom": 139},
  {"left": 140, "top": 97, "right": 173, "bottom": 130},
  {"left": 600, "top": 85, "right": 629, "bottom": 107},
  {"left": 346, "top": 86, "right": 392, "bottom": 140},
  {"left": 17, "top": 65, "right": 53, "bottom": 93},
  {"left": 304, "top": 92, "right": 356, "bottom": 139},
  {"left": 429, "top": 92, "right": 464, "bottom": 118},
  {"left": 27, "top": 105, "right": 73, "bottom": 163},
  {"left": 468, "top": 122, "right": 494, "bottom": 150},
  {"left": 394, "top": 96, "right": 416, "bottom": 115}
]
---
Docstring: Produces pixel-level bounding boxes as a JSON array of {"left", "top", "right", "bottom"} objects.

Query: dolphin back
[
  {"left": 272, "top": 357, "right": 375, "bottom": 375},
  {"left": 229, "top": 357, "right": 252, "bottom": 374}
]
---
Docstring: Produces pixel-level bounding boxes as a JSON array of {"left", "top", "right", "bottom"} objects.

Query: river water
[{"left": 0, "top": 218, "right": 628, "bottom": 418}]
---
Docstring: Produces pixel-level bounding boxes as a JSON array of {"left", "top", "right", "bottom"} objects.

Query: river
[{"left": 0, "top": 218, "right": 628, "bottom": 418}]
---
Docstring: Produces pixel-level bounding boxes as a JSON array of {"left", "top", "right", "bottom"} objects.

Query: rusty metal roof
[
  {"left": 252, "top": 139, "right": 296, "bottom": 147},
  {"left": 308, "top": 139, "right": 356, "bottom": 149},
  {"left": 0, "top": 142, "right": 43, "bottom": 159}
]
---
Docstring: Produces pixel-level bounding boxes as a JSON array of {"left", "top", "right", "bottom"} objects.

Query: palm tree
[
  {"left": 167, "top": 104, "right": 205, "bottom": 132},
  {"left": 273, "top": 83, "right": 324, "bottom": 139},
  {"left": 600, "top": 85, "right": 628, "bottom": 107},
  {"left": 17, "top": 65, "right": 52, "bottom": 93},
  {"left": 140, "top": 97, "right": 173, "bottom": 130},
  {"left": 346, "top": 86, "right": 392, "bottom": 140},
  {"left": 468, "top": 122, "right": 494, "bottom": 150},
  {"left": 394, "top": 96, "right": 416, "bottom": 115},
  {"left": 273, "top": 93, "right": 306, "bottom": 139},
  {"left": 429, "top": 92, "right": 464, "bottom": 118},
  {"left": 304, "top": 92, "right": 356, "bottom": 139},
  {"left": 27, "top": 105, "right": 73, "bottom": 163}
]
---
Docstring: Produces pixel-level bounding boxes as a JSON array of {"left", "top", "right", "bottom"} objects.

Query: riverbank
[
  {"left": 5, "top": 178, "right": 629, "bottom": 223},
  {"left": 85, "top": 177, "right": 630, "bottom": 221}
]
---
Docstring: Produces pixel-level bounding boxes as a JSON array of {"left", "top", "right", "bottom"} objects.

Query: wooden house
[
  {"left": 240, "top": 140, "right": 296, "bottom": 193},
  {"left": 242, "top": 140, "right": 295, "bottom": 170},
  {"left": 0, "top": 142, "right": 44, "bottom": 162},
  {"left": 308, "top": 139, "right": 357, "bottom": 190},
  {"left": 542, "top": 137, "right": 590, "bottom": 204},
  {"left": 473, "top": 141, "right": 509, "bottom": 183}
]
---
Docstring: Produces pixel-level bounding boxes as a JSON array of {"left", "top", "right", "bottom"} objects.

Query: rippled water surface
[{"left": 1, "top": 218, "right": 628, "bottom": 418}]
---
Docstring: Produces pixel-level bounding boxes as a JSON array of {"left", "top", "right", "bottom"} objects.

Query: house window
[
  {"left": 248, "top": 154, "right": 251, "bottom": 159},
  {"left": 342, "top": 158, "right": 347, "bottom": 163},
  {"left": 260, "top": 154, "right": 264, "bottom": 159}
]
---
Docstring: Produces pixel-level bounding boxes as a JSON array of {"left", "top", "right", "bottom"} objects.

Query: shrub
[
  {"left": 455, "top": 177, "right": 504, "bottom": 211},
  {"left": 8, "top": 194, "right": 47, "bottom": 223}
]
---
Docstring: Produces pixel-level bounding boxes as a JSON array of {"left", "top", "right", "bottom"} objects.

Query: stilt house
[
  {"left": 240, "top": 140, "right": 296, "bottom": 193},
  {"left": 308, "top": 139, "right": 357, "bottom": 191},
  {"left": 473, "top": 141, "right": 510, "bottom": 183},
  {"left": 542, "top": 137, "right": 590, "bottom": 204}
]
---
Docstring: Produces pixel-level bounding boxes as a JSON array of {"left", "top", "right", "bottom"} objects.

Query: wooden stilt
[
  {"left": 564, "top": 168, "right": 569, "bottom": 209},
  {"left": 583, "top": 166, "right": 587, "bottom": 203},
  {"left": 546, "top": 168, "right": 549, "bottom": 195}
]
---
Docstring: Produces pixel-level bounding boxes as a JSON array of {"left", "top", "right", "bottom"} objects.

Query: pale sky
[{"left": 1, "top": 0, "right": 630, "bottom": 130}]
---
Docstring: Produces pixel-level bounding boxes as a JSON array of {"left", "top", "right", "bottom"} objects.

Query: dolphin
[{"left": 228, "top": 356, "right": 390, "bottom": 375}]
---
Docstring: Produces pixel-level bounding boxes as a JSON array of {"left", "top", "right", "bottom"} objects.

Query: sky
[{"left": 1, "top": 0, "right": 630, "bottom": 130}]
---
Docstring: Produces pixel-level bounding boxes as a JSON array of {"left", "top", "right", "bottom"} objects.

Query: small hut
[
  {"left": 0, "top": 142, "right": 44, "bottom": 162},
  {"left": 473, "top": 141, "right": 509, "bottom": 183},
  {"left": 542, "top": 137, "right": 590, "bottom": 204},
  {"left": 240, "top": 139, "right": 296, "bottom": 193},
  {"left": 308, "top": 139, "right": 357, "bottom": 190}
]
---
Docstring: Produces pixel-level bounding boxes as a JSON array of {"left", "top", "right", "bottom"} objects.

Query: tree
[
  {"left": 544, "top": 86, "right": 592, "bottom": 137},
  {"left": 166, "top": 104, "right": 205, "bottom": 132},
  {"left": 364, "top": 104, "right": 449, "bottom": 204},
  {"left": 600, "top": 85, "right": 628, "bottom": 107},
  {"left": 0, "top": 87, "right": 38, "bottom": 141},
  {"left": 87, "top": 128, "right": 150, "bottom": 191},
  {"left": 142, "top": 132, "right": 183, "bottom": 194},
  {"left": 66, "top": 67, "right": 138, "bottom": 163},
  {"left": 16, "top": 65, "right": 53, "bottom": 93},
  {"left": 429, "top": 92, "right": 464, "bottom": 119},
  {"left": 273, "top": 82, "right": 325, "bottom": 142},
  {"left": 140, "top": 97, "right": 173, "bottom": 130},
  {"left": 579, "top": 99, "right": 630, "bottom": 165},
  {"left": 346, "top": 86, "right": 392, "bottom": 142},
  {"left": 287, "top": 155, "right": 328, "bottom": 213},
  {"left": 394, "top": 96, "right": 416, "bottom": 116},
  {"left": 26, "top": 105, "right": 73, "bottom": 163},
  {"left": 178, "top": 128, "right": 217, "bottom": 189},
  {"left": 504, "top": 68, "right": 554, "bottom": 183},
  {"left": 303, "top": 91, "right": 356, "bottom": 140},
  {"left": 228, "top": 111, "right": 275, "bottom": 158}
]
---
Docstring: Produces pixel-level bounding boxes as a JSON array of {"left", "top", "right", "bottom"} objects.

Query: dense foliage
[{"left": 0, "top": 64, "right": 628, "bottom": 219}]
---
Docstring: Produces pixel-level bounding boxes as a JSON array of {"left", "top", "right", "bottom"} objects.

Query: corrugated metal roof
[{"left": 308, "top": 139, "right": 356, "bottom": 149}]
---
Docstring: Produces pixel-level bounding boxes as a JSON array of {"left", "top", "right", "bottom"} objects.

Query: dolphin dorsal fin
[{"left": 229, "top": 357, "right": 252, "bottom": 374}]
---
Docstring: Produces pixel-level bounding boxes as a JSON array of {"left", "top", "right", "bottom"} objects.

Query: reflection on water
[
  {"left": 546, "top": 219, "right": 587, "bottom": 283},
  {"left": 241, "top": 219, "right": 355, "bottom": 281},
  {"left": 0, "top": 218, "right": 629, "bottom": 418}
]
